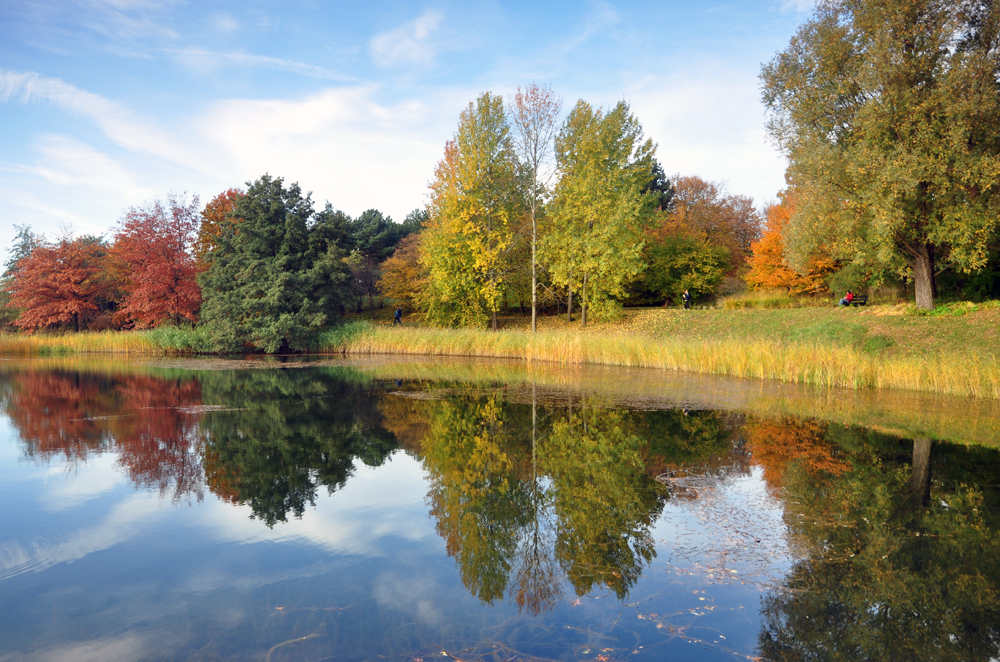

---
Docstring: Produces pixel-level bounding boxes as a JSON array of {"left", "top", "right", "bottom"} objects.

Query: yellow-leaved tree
[
  {"left": 542, "top": 100, "right": 657, "bottom": 326},
  {"left": 420, "top": 92, "right": 523, "bottom": 329}
]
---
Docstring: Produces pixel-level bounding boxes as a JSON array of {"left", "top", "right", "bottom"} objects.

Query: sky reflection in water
[{"left": 0, "top": 359, "right": 998, "bottom": 662}]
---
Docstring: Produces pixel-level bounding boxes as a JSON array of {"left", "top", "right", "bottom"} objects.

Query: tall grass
[
  {"left": 322, "top": 323, "right": 1000, "bottom": 400},
  {"left": 0, "top": 330, "right": 166, "bottom": 356},
  {"left": 720, "top": 289, "right": 800, "bottom": 309}
]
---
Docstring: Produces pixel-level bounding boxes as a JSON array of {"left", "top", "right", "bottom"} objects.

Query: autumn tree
[
  {"left": 543, "top": 100, "right": 657, "bottom": 326},
  {"left": 668, "top": 175, "right": 762, "bottom": 273},
  {"left": 5, "top": 234, "right": 113, "bottom": 332},
  {"left": 198, "top": 174, "right": 349, "bottom": 353},
  {"left": 421, "top": 92, "right": 524, "bottom": 329},
  {"left": 745, "top": 189, "right": 836, "bottom": 294},
  {"left": 113, "top": 194, "right": 202, "bottom": 328},
  {"left": 510, "top": 83, "right": 562, "bottom": 333},
  {"left": 761, "top": 0, "right": 1000, "bottom": 309},
  {"left": 197, "top": 188, "right": 243, "bottom": 260},
  {"left": 378, "top": 233, "right": 426, "bottom": 309}
]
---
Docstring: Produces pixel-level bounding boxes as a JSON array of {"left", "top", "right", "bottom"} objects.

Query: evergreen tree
[{"left": 199, "top": 174, "right": 349, "bottom": 352}]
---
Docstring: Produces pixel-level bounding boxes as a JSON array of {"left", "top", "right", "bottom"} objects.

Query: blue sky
[{"left": 0, "top": 0, "right": 814, "bottom": 251}]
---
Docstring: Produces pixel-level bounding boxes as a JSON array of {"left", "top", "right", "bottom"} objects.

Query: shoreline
[{"left": 3, "top": 319, "right": 998, "bottom": 400}]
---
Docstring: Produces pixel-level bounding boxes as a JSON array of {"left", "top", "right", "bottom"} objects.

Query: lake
[{"left": 1, "top": 357, "right": 998, "bottom": 661}]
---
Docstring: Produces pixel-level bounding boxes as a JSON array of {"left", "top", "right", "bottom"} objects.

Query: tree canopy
[
  {"left": 761, "top": 0, "right": 1000, "bottom": 309},
  {"left": 198, "top": 174, "right": 349, "bottom": 352}
]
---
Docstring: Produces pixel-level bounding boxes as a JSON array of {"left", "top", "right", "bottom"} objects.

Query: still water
[{"left": 0, "top": 358, "right": 998, "bottom": 661}]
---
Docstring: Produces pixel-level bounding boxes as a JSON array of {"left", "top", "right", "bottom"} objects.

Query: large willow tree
[
  {"left": 420, "top": 92, "right": 523, "bottom": 329},
  {"left": 761, "top": 0, "right": 1000, "bottom": 309},
  {"left": 543, "top": 100, "right": 657, "bottom": 325}
]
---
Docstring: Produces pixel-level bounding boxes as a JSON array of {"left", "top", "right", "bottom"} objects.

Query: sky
[{"left": 0, "top": 0, "right": 815, "bottom": 253}]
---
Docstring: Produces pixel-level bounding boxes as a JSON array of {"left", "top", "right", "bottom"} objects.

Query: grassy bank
[
  {"left": 321, "top": 319, "right": 1000, "bottom": 399},
  {"left": 2, "top": 303, "right": 998, "bottom": 399}
]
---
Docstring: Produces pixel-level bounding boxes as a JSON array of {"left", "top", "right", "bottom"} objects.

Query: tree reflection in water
[
  {"left": 752, "top": 424, "right": 1000, "bottom": 661},
  {"left": 4, "top": 362, "right": 1000, "bottom": 656},
  {"left": 413, "top": 389, "right": 738, "bottom": 613}
]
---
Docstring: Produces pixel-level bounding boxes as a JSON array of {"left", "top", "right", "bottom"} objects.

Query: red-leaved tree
[
  {"left": 113, "top": 194, "right": 202, "bottom": 328},
  {"left": 5, "top": 236, "right": 112, "bottom": 332}
]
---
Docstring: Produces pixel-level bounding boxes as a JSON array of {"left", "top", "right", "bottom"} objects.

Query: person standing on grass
[
  {"left": 682, "top": 290, "right": 692, "bottom": 310},
  {"left": 838, "top": 291, "right": 854, "bottom": 307},
  {"left": 393, "top": 307, "right": 402, "bottom": 324}
]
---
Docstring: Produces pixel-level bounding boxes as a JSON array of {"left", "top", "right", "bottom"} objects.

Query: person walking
[
  {"left": 682, "top": 290, "right": 692, "bottom": 310},
  {"left": 393, "top": 307, "right": 402, "bottom": 324}
]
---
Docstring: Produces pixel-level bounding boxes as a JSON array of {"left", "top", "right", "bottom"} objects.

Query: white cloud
[
  {"left": 369, "top": 12, "right": 443, "bottom": 67},
  {"left": 163, "top": 49, "right": 356, "bottom": 81},
  {"left": 624, "top": 65, "right": 788, "bottom": 206},
  {"left": 18, "top": 134, "right": 151, "bottom": 198},
  {"left": 0, "top": 68, "right": 213, "bottom": 174},
  {"left": 5, "top": 634, "right": 152, "bottom": 662},
  {"left": 780, "top": 0, "right": 815, "bottom": 12}
]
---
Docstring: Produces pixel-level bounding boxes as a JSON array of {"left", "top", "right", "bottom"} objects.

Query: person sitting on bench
[{"left": 838, "top": 291, "right": 854, "bottom": 307}]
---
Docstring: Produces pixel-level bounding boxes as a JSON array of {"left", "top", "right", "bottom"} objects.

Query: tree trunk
[
  {"left": 492, "top": 309, "right": 498, "bottom": 331},
  {"left": 531, "top": 223, "right": 538, "bottom": 334},
  {"left": 911, "top": 437, "right": 932, "bottom": 507},
  {"left": 581, "top": 273, "right": 588, "bottom": 328},
  {"left": 73, "top": 312, "right": 79, "bottom": 333},
  {"left": 567, "top": 289, "right": 573, "bottom": 322},
  {"left": 913, "top": 243, "right": 935, "bottom": 310}
]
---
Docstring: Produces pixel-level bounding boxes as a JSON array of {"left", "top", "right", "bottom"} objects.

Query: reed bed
[
  {"left": 324, "top": 323, "right": 1000, "bottom": 400},
  {"left": 0, "top": 330, "right": 169, "bottom": 356}
]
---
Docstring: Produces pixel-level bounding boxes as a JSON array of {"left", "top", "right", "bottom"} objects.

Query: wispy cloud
[
  {"left": 369, "top": 11, "right": 443, "bottom": 67},
  {"left": 780, "top": 0, "right": 815, "bottom": 12},
  {"left": 162, "top": 49, "right": 357, "bottom": 81}
]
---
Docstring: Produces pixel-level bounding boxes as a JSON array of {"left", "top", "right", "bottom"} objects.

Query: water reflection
[{"left": 2, "top": 361, "right": 1000, "bottom": 661}]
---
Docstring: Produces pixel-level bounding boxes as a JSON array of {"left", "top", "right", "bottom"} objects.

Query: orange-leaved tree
[
  {"left": 5, "top": 235, "right": 113, "bottom": 332},
  {"left": 378, "top": 233, "right": 426, "bottom": 309},
  {"left": 196, "top": 188, "right": 243, "bottom": 261},
  {"left": 113, "top": 194, "right": 202, "bottom": 328},
  {"left": 746, "top": 190, "right": 836, "bottom": 294}
]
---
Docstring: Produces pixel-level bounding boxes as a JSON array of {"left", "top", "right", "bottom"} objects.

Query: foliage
[
  {"left": 113, "top": 194, "right": 202, "bottom": 328},
  {"left": 198, "top": 174, "right": 350, "bottom": 353},
  {"left": 644, "top": 231, "right": 729, "bottom": 305},
  {"left": 378, "top": 233, "right": 425, "bottom": 308},
  {"left": 667, "top": 175, "right": 762, "bottom": 273},
  {"left": 197, "top": 188, "right": 243, "bottom": 260},
  {"left": 746, "top": 189, "right": 836, "bottom": 294},
  {"left": 543, "top": 100, "right": 657, "bottom": 325},
  {"left": 4, "top": 234, "right": 114, "bottom": 332},
  {"left": 420, "top": 93, "right": 524, "bottom": 329},
  {"left": 761, "top": 0, "right": 1000, "bottom": 309}
]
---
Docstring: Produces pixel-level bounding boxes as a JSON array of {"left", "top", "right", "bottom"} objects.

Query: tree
[
  {"left": 543, "top": 100, "right": 657, "bottom": 326},
  {"left": 761, "top": 0, "right": 1000, "bottom": 309},
  {"left": 198, "top": 174, "right": 349, "bottom": 353},
  {"left": 668, "top": 176, "right": 762, "bottom": 273},
  {"left": 421, "top": 93, "right": 524, "bottom": 330},
  {"left": 745, "top": 189, "right": 837, "bottom": 294},
  {"left": 378, "top": 233, "right": 426, "bottom": 309},
  {"left": 644, "top": 232, "right": 729, "bottom": 305},
  {"left": 197, "top": 188, "right": 243, "bottom": 261},
  {"left": 5, "top": 234, "right": 113, "bottom": 332},
  {"left": 113, "top": 194, "right": 202, "bottom": 328},
  {"left": 510, "top": 83, "right": 562, "bottom": 333}
]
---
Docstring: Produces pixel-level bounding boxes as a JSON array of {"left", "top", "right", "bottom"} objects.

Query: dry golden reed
[{"left": 325, "top": 325, "right": 1000, "bottom": 400}]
